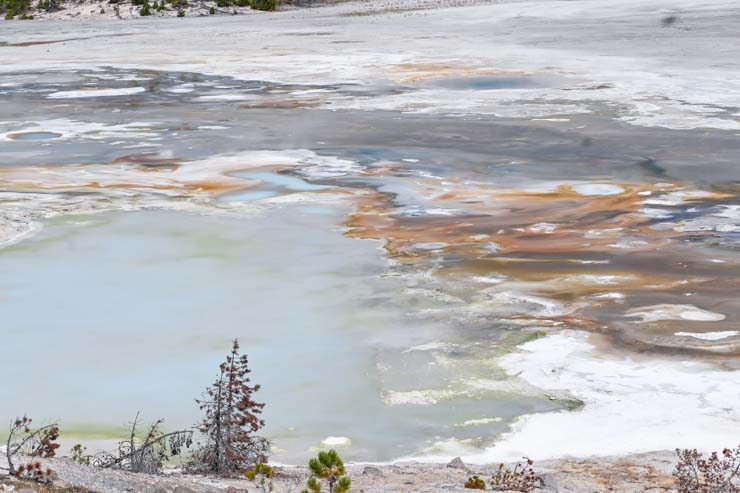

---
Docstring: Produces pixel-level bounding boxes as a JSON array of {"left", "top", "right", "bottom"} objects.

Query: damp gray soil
[{"left": 1, "top": 68, "right": 739, "bottom": 185}]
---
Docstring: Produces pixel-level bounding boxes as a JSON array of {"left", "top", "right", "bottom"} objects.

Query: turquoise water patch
[
  {"left": 220, "top": 189, "right": 278, "bottom": 202},
  {"left": 240, "top": 171, "right": 332, "bottom": 192},
  {"left": 429, "top": 75, "right": 557, "bottom": 90},
  {"left": 220, "top": 170, "right": 333, "bottom": 203}
]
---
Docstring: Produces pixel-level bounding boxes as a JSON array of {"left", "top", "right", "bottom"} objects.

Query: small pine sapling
[
  {"left": 70, "top": 444, "right": 91, "bottom": 465},
  {"left": 302, "top": 450, "right": 351, "bottom": 493}
]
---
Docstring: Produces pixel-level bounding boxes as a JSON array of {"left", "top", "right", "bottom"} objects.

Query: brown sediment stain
[
  {"left": 384, "top": 63, "right": 534, "bottom": 83},
  {"left": 0, "top": 33, "right": 134, "bottom": 48},
  {"left": 0, "top": 161, "right": 246, "bottom": 197},
  {"left": 0, "top": 40, "right": 76, "bottom": 47},
  {"left": 239, "top": 100, "right": 318, "bottom": 109},
  {"left": 113, "top": 153, "right": 182, "bottom": 165},
  {"left": 347, "top": 164, "right": 734, "bottom": 259},
  {"left": 0, "top": 156, "right": 356, "bottom": 205},
  {"left": 347, "top": 179, "right": 652, "bottom": 256},
  {"left": 607, "top": 325, "right": 740, "bottom": 357},
  {"left": 507, "top": 314, "right": 602, "bottom": 331},
  {"left": 342, "top": 163, "right": 740, "bottom": 355}
]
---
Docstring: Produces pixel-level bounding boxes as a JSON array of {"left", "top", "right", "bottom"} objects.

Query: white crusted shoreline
[{"left": 489, "top": 330, "right": 740, "bottom": 462}]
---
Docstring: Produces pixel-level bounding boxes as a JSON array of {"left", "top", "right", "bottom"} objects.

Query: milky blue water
[
  {"left": 220, "top": 171, "right": 332, "bottom": 203},
  {"left": 0, "top": 207, "right": 554, "bottom": 462}
]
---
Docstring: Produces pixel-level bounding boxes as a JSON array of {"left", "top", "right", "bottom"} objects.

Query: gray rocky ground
[{"left": 1, "top": 451, "right": 680, "bottom": 492}]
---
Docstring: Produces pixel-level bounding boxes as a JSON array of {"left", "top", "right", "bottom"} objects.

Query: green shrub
[
  {"left": 139, "top": 0, "right": 151, "bottom": 15},
  {"left": 245, "top": 463, "right": 274, "bottom": 491},
  {"left": 176, "top": 7, "right": 184, "bottom": 15},
  {"left": 1, "top": 0, "right": 31, "bottom": 19},
  {"left": 249, "top": 0, "right": 274, "bottom": 10},
  {"left": 208, "top": 5, "right": 214, "bottom": 13},
  {"left": 70, "top": 444, "right": 91, "bottom": 466},
  {"left": 465, "top": 476, "right": 486, "bottom": 490},
  {"left": 38, "top": 0, "right": 58, "bottom": 9}
]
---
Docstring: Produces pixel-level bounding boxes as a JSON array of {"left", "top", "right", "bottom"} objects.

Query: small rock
[
  {"left": 447, "top": 456, "right": 467, "bottom": 470},
  {"left": 362, "top": 466, "right": 384, "bottom": 478},
  {"left": 538, "top": 472, "right": 560, "bottom": 490},
  {"left": 173, "top": 487, "right": 198, "bottom": 493}
]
